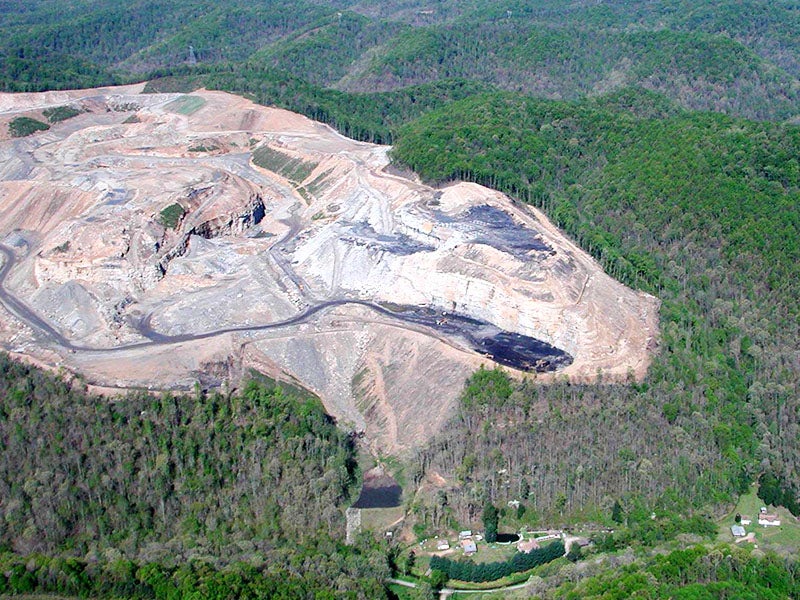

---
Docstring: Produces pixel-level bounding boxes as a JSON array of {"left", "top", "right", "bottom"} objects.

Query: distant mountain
[{"left": 1, "top": 0, "right": 798, "bottom": 121}]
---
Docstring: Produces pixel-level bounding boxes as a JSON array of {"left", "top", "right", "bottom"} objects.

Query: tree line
[{"left": 429, "top": 540, "right": 564, "bottom": 583}]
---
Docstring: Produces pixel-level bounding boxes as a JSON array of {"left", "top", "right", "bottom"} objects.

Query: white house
[
  {"left": 758, "top": 515, "right": 781, "bottom": 526},
  {"left": 758, "top": 507, "right": 781, "bottom": 526}
]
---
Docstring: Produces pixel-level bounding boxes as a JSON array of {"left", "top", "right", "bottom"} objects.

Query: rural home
[{"left": 758, "top": 507, "right": 781, "bottom": 526}]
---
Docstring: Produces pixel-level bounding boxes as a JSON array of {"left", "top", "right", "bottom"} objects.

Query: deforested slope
[{"left": 0, "top": 86, "right": 658, "bottom": 455}]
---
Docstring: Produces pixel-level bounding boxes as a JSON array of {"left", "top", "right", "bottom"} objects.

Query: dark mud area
[
  {"left": 438, "top": 204, "right": 552, "bottom": 259},
  {"left": 352, "top": 468, "right": 402, "bottom": 509},
  {"left": 382, "top": 304, "right": 573, "bottom": 372},
  {"left": 344, "top": 222, "right": 435, "bottom": 255}
]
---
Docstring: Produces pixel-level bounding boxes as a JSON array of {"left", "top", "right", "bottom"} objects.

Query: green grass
[
  {"left": 159, "top": 203, "right": 186, "bottom": 229},
  {"left": 252, "top": 145, "right": 317, "bottom": 185},
  {"left": 360, "top": 505, "right": 405, "bottom": 531},
  {"left": 470, "top": 541, "right": 520, "bottom": 564},
  {"left": 387, "top": 583, "right": 417, "bottom": 599},
  {"left": 165, "top": 95, "right": 207, "bottom": 115},
  {"left": 42, "top": 105, "right": 82, "bottom": 123},
  {"left": 8, "top": 116, "right": 50, "bottom": 137},
  {"left": 717, "top": 482, "right": 800, "bottom": 553}
]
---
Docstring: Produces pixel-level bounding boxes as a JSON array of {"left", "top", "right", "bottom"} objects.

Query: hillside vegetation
[
  {"left": 2, "top": 0, "right": 799, "bottom": 122},
  {"left": 0, "top": 356, "right": 361, "bottom": 564},
  {"left": 2, "top": 1, "right": 800, "bottom": 596},
  {"left": 399, "top": 92, "right": 799, "bottom": 522}
]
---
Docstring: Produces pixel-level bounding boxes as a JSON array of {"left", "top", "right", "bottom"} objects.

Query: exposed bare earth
[{"left": 0, "top": 86, "right": 659, "bottom": 454}]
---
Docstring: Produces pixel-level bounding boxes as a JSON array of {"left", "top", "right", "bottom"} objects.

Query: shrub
[
  {"left": 8, "top": 116, "right": 50, "bottom": 137},
  {"left": 42, "top": 105, "right": 82, "bottom": 123},
  {"left": 159, "top": 203, "right": 186, "bottom": 229}
]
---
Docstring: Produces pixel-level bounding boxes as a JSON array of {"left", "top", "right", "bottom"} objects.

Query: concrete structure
[{"left": 731, "top": 525, "right": 746, "bottom": 537}]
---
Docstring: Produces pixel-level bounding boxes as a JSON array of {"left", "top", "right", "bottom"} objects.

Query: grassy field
[
  {"left": 717, "top": 483, "right": 800, "bottom": 554},
  {"left": 471, "top": 540, "right": 519, "bottom": 564},
  {"left": 252, "top": 145, "right": 317, "bottom": 184},
  {"left": 360, "top": 505, "right": 405, "bottom": 531},
  {"left": 387, "top": 583, "right": 417, "bottom": 599},
  {"left": 165, "top": 94, "right": 206, "bottom": 115}
]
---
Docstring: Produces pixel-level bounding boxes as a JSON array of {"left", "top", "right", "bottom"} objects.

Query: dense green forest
[
  {"left": 2, "top": 0, "right": 800, "bottom": 122},
  {"left": 549, "top": 545, "right": 800, "bottom": 599},
  {"left": 0, "top": 356, "right": 373, "bottom": 559},
  {"left": 2, "top": 0, "right": 800, "bottom": 596}
]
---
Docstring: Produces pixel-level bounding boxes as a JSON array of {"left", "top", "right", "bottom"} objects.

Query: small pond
[
  {"left": 495, "top": 533, "right": 521, "bottom": 544},
  {"left": 352, "top": 466, "right": 402, "bottom": 509}
]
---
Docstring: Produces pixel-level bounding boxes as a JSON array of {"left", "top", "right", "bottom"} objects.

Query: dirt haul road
[{"left": 0, "top": 86, "right": 659, "bottom": 453}]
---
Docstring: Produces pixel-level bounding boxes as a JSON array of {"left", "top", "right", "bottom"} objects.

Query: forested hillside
[
  {"left": 1, "top": 0, "right": 799, "bottom": 121},
  {"left": 0, "top": 356, "right": 364, "bottom": 562},
  {"left": 2, "top": 1, "right": 800, "bottom": 596},
  {"left": 397, "top": 92, "right": 799, "bottom": 522}
]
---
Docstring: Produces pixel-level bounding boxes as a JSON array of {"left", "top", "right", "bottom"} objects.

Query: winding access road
[{"left": 0, "top": 243, "right": 469, "bottom": 356}]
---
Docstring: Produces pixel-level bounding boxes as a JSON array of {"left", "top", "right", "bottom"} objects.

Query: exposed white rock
[{"left": 0, "top": 86, "right": 659, "bottom": 453}]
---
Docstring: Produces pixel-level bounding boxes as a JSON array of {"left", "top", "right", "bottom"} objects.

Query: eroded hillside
[{"left": 0, "top": 86, "right": 658, "bottom": 452}]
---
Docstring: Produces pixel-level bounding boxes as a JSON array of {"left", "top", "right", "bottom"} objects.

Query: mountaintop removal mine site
[{"left": 0, "top": 85, "right": 659, "bottom": 453}]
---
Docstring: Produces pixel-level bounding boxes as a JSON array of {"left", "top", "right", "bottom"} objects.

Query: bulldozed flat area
[{"left": 0, "top": 86, "right": 659, "bottom": 452}]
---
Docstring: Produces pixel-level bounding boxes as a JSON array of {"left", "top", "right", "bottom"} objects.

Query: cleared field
[
  {"left": 360, "top": 505, "right": 405, "bottom": 531},
  {"left": 717, "top": 483, "right": 800, "bottom": 553},
  {"left": 165, "top": 94, "right": 206, "bottom": 115}
]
